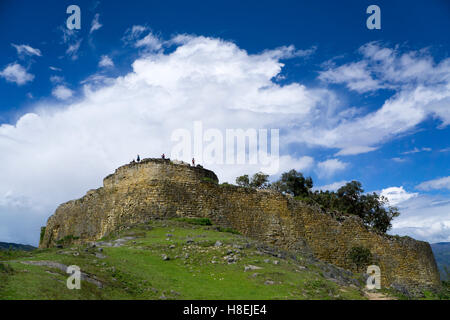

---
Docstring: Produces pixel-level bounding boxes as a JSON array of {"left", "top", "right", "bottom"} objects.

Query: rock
[
  {"left": 263, "top": 259, "right": 270, "bottom": 263},
  {"left": 215, "top": 241, "right": 223, "bottom": 247},
  {"left": 264, "top": 280, "right": 275, "bottom": 285},
  {"left": 73, "top": 252, "right": 80, "bottom": 257},
  {"left": 97, "top": 247, "right": 103, "bottom": 252},
  {"left": 186, "top": 239, "right": 194, "bottom": 244},
  {"left": 170, "top": 290, "right": 181, "bottom": 296},
  {"left": 169, "top": 245, "right": 175, "bottom": 249},
  {"left": 251, "top": 273, "right": 260, "bottom": 278},
  {"left": 162, "top": 254, "right": 170, "bottom": 261},
  {"left": 244, "top": 265, "right": 262, "bottom": 272},
  {"left": 273, "top": 260, "right": 279, "bottom": 265},
  {"left": 95, "top": 253, "right": 107, "bottom": 259}
]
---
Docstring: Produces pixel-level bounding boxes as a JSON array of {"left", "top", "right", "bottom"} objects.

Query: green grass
[{"left": 0, "top": 220, "right": 369, "bottom": 300}]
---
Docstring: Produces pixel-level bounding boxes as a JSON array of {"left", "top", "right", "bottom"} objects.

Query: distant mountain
[
  {"left": 0, "top": 242, "right": 35, "bottom": 251},
  {"left": 431, "top": 242, "right": 450, "bottom": 281}
]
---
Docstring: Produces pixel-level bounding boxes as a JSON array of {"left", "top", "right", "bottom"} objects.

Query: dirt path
[{"left": 364, "top": 290, "right": 396, "bottom": 300}]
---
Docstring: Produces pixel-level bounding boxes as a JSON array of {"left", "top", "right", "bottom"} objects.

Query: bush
[
  {"left": 55, "top": 235, "right": 80, "bottom": 246},
  {"left": 202, "top": 177, "right": 218, "bottom": 184},
  {"left": 0, "top": 262, "right": 14, "bottom": 274},
  {"left": 40, "top": 226, "right": 46, "bottom": 244},
  {"left": 218, "top": 227, "right": 240, "bottom": 235},
  {"left": 349, "top": 246, "right": 372, "bottom": 269},
  {"left": 173, "top": 217, "right": 212, "bottom": 226}
]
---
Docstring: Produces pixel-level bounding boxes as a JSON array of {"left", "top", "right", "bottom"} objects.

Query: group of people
[{"left": 131, "top": 153, "right": 197, "bottom": 167}]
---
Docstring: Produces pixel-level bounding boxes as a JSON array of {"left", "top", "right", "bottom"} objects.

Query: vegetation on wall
[{"left": 235, "top": 169, "right": 400, "bottom": 233}]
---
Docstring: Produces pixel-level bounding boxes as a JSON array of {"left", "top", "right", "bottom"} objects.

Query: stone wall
[{"left": 40, "top": 159, "right": 441, "bottom": 292}]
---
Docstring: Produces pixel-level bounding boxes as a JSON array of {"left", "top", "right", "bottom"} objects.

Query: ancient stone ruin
[{"left": 40, "top": 158, "right": 441, "bottom": 293}]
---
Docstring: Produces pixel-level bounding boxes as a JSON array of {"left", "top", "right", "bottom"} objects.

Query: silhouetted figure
[
  {"left": 192, "top": 158, "right": 195, "bottom": 166},
  {"left": 137, "top": 155, "right": 140, "bottom": 162},
  {"left": 161, "top": 153, "right": 165, "bottom": 159}
]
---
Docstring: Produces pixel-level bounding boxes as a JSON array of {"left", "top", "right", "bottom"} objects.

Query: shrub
[
  {"left": 349, "top": 246, "right": 372, "bottom": 269},
  {"left": 0, "top": 262, "right": 14, "bottom": 274},
  {"left": 173, "top": 217, "right": 212, "bottom": 226},
  {"left": 56, "top": 235, "right": 80, "bottom": 246},
  {"left": 40, "top": 227, "right": 46, "bottom": 244},
  {"left": 202, "top": 177, "right": 217, "bottom": 184},
  {"left": 218, "top": 227, "right": 240, "bottom": 235}
]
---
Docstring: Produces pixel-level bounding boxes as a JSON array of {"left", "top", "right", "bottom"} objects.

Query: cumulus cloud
[
  {"left": 302, "top": 43, "right": 450, "bottom": 155},
  {"left": 0, "top": 34, "right": 322, "bottom": 245},
  {"left": 380, "top": 186, "right": 418, "bottom": 206},
  {"left": 51, "top": 85, "right": 73, "bottom": 100},
  {"left": 416, "top": 176, "right": 450, "bottom": 191},
  {"left": 99, "top": 55, "right": 114, "bottom": 68},
  {"left": 0, "top": 63, "right": 34, "bottom": 85},
  {"left": 390, "top": 195, "right": 450, "bottom": 243},
  {"left": 11, "top": 44, "right": 42, "bottom": 57},
  {"left": 316, "top": 159, "right": 348, "bottom": 178}
]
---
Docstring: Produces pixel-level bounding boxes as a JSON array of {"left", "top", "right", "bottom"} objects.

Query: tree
[
  {"left": 277, "top": 169, "right": 313, "bottom": 197},
  {"left": 336, "top": 181, "right": 365, "bottom": 216},
  {"left": 235, "top": 174, "right": 250, "bottom": 187},
  {"left": 250, "top": 172, "right": 269, "bottom": 189}
]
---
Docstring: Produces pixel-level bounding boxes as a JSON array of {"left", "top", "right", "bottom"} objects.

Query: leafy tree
[
  {"left": 235, "top": 174, "right": 250, "bottom": 187},
  {"left": 250, "top": 172, "right": 269, "bottom": 189},
  {"left": 277, "top": 169, "right": 313, "bottom": 197}
]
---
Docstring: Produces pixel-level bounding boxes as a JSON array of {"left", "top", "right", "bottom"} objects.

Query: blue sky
[{"left": 0, "top": 0, "right": 449, "bottom": 245}]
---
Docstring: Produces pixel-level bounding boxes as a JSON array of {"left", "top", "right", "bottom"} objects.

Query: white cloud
[
  {"left": 380, "top": 186, "right": 418, "bottom": 206},
  {"left": 99, "top": 55, "right": 114, "bottom": 68},
  {"left": 11, "top": 44, "right": 42, "bottom": 57},
  {"left": 0, "top": 63, "right": 34, "bottom": 85},
  {"left": 302, "top": 43, "right": 450, "bottom": 155},
  {"left": 50, "top": 75, "right": 64, "bottom": 84},
  {"left": 416, "top": 176, "right": 450, "bottom": 191},
  {"left": 66, "top": 39, "right": 82, "bottom": 60},
  {"left": 135, "top": 32, "right": 163, "bottom": 51},
  {"left": 0, "top": 34, "right": 323, "bottom": 245},
  {"left": 390, "top": 195, "right": 450, "bottom": 243},
  {"left": 51, "top": 85, "right": 73, "bottom": 100},
  {"left": 401, "top": 147, "right": 432, "bottom": 155},
  {"left": 49, "top": 66, "right": 62, "bottom": 72},
  {"left": 90, "top": 13, "right": 102, "bottom": 34},
  {"left": 319, "top": 60, "right": 381, "bottom": 93},
  {"left": 314, "top": 180, "right": 348, "bottom": 192},
  {"left": 316, "top": 159, "right": 348, "bottom": 178}
]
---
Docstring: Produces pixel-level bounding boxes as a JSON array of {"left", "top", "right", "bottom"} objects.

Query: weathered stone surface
[{"left": 40, "top": 158, "right": 441, "bottom": 292}]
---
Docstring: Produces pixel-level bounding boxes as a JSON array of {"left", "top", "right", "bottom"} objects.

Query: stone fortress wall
[{"left": 40, "top": 158, "right": 441, "bottom": 292}]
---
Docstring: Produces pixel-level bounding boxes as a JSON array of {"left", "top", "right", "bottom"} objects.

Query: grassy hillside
[
  {"left": 1, "top": 218, "right": 447, "bottom": 300},
  {"left": 0, "top": 218, "right": 370, "bottom": 300},
  {"left": 431, "top": 242, "right": 450, "bottom": 281}
]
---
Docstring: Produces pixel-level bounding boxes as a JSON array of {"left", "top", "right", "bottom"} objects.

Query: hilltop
[
  {"left": 0, "top": 242, "right": 35, "bottom": 251},
  {"left": 39, "top": 158, "right": 441, "bottom": 295}
]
